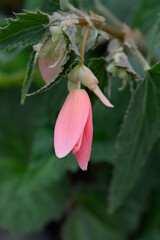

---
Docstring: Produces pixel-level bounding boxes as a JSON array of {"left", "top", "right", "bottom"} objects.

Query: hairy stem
[{"left": 80, "top": 24, "right": 90, "bottom": 65}]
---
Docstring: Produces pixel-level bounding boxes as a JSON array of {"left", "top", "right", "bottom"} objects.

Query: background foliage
[{"left": 0, "top": 0, "right": 160, "bottom": 239}]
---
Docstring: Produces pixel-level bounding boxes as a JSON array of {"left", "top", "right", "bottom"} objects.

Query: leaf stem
[{"left": 79, "top": 24, "right": 90, "bottom": 65}]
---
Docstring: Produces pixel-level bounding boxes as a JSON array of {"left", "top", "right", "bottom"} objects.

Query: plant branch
[
  {"left": 130, "top": 44, "right": 150, "bottom": 70},
  {"left": 77, "top": 18, "right": 125, "bottom": 41}
]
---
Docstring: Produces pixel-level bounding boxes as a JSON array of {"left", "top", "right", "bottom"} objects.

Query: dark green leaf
[
  {"left": 148, "top": 17, "right": 160, "bottom": 62},
  {"left": 62, "top": 208, "right": 125, "bottom": 240},
  {"left": 42, "top": 0, "right": 60, "bottom": 14},
  {"left": 0, "top": 88, "right": 78, "bottom": 234},
  {"left": 0, "top": 10, "right": 50, "bottom": 51},
  {"left": 0, "top": 174, "right": 69, "bottom": 235},
  {"left": 131, "top": 0, "right": 160, "bottom": 33},
  {"left": 21, "top": 51, "right": 36, "bottom": 104},
  {"left": 91, "top": 140, "right": 115, "bottom": 164},
  {"left": 89, "top": 57, "right": 108, "bottom": 104},
  {"left": 89, "top": 57, "right": 108, "bottom": 87},
  {"left": 109, "top": 62, "right": 160, "bottom": 212},
  {"left": 0, "top": 26, "right": 47, "bottom": 51},
  {"left": 75, "top": 186, "right": 145, "bottom": 235}
]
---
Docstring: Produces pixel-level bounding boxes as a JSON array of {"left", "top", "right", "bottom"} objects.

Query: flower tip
[
  {"left": 78, "top": 162, "right": 88, "bottom": 171},
  {"left": 54, "top": 145, "right": 68, "bottom": 158},
  {"left": 92, "top": 85, "right": 114, "bottom": 108},
  {"left": 106, "top": 102, "right": 114, "bottom": 108}
]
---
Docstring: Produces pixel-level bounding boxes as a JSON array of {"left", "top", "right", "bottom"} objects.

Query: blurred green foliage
[{"left": 0, "top": 0, "right": 160, "bottom": 239}]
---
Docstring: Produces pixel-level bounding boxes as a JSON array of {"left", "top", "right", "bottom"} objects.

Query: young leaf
[
  {"left": 21, "top": 51, "right": 36, "bottom": 104},
  {"left": 0, "top": 10, "right": 50, "bottom": 51},
  {"left": 62, "top": 21, "right": 80, "bottom": 55},
  {"left": 109, "top": 62, "right": 160, "bottom": 212},
  {"left": 86, "top": 27, "right": 98, "bottom": 51}
]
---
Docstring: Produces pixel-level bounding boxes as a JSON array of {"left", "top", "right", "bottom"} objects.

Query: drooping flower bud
[
  {"left": 33, "top": 26, "right": 68, "bottom": 84},
  {"left": 68, "top": 64, "right": 113, "bottom": 108}
]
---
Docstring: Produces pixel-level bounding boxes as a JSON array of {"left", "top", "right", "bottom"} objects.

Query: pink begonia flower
[{"left": 54, "top": 89, "right": 93, "bottom": 170}]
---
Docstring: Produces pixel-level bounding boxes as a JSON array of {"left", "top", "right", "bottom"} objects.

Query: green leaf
[
  {"left": 91, "top": 140, "right": 115, "bottom": 164},
  {"left": 0, "top": 126, "right": 78, "bottom": 234},
  {"left": 0, "top": 10, "right": 50, "bottom": 51},
  {"left": 0, "top": 88, "right": 79, "bottom": 234},
  {"left": 0, "top": 173, "right": 69, "bottom": 235},
  {"left": 89, "top": 57, "right": 109, "bottom": 103},
  {"left": 148, "top": 17, "right": 160, "bottom": 62},
  {"left": 42, "top": 0, "right": 60, "bottom": 14},
  {"left": 62, "top": 208, "right": 125, "bottom": 240},
  {"left": 89, "top": 57, "right": 108, "bottom": 87},
  {"left": 21, "top": 51, "right": 36, "bottom": 104},
  {"left": 75, "top": 186, "right": 145, "bottom": 235},
  {"left": 131, "top": 0, "right": 160, "bottom": 33},
  {"left": 109, "top": 62, "right": 160, "bottom": 212}
]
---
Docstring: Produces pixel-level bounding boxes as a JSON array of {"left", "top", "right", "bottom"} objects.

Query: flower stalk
[{"left": 80, "top": 24, "right": 90, "bottom": 65}]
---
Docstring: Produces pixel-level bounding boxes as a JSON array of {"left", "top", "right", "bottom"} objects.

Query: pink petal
[
  {"left": 73, "top": 102, "right": 93, "bottom": 171},
  {"left": 39, "top": 57, "right": 62, "bottom": 84},
  {"left": 72, "top": 134, "right": 83, "bottom": 154},
  {"left": 93, "top": 85, "right": 114, "bottom": 108},
  {"left": 54, "top": 89, "right": 90, "bottom": 158}
]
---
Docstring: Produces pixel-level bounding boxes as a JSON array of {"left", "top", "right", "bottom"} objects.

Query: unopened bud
[
  {"left": 36, "top": 34, "right": 67, "bottom": 83},
  {"left": 68, "top": 64, "right": 113, "bottom": 108},
  {"left": 68, "top": 64, "right": 98, "bottom": 90}
]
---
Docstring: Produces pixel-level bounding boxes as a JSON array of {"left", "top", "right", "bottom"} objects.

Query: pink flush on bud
[
  {"left": 38, "top": 52, "right": 66, "bottom": 84},
  {"left": 34, "top": 27, "right": 67, "bottom": 84},
  {"left": 54, "top": 89, "right": 93, "bottom": 170}
]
